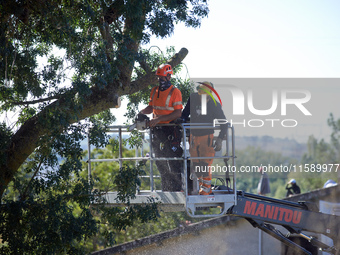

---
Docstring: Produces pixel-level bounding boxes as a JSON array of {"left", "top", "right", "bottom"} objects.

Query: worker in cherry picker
[
  {"left": 139, "top": 64, "right": 183, "bottom": 192},
  {"left": 181, "top": 82, "right": 227, "bottom": 195}
]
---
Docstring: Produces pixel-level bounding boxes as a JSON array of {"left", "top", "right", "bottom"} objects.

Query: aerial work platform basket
[{"left": 87, "top": 122, "right": 237, "bottom": 217}]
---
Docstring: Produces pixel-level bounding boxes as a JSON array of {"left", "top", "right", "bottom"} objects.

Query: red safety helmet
[{"left": 156, "top": 64, "right": 173, "bottom": 77}]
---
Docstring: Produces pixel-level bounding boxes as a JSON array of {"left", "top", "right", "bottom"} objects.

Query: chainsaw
[{"left": 128, "top": 113, "right": 150, "bottom": 131}]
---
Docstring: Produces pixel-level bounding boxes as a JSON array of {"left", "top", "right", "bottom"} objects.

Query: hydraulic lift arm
[
  {"left": 179, "top": 122, "right": 339, "bottom": 254},
  {"left": 227, "top": 191, "right": 340, "bottom": 255}
]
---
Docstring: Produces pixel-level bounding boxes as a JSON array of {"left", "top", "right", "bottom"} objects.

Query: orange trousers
[{"left": 189, "top": 134, "right": 215, "bottom": 195}]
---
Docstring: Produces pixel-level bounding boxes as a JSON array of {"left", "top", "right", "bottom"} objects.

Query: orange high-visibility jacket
[{"left": 149, "top": 85, "right": 183, "bottom": 124}]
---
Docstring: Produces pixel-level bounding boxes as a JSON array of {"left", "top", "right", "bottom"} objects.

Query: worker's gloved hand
[{"left": 214, "top": 138, "right": 223, "bottom": 151}]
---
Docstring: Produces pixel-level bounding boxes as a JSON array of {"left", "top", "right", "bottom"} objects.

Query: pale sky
[
  {"left": 146, "top": 0, "right": 340, "bottom": 78},
  {"left": 113, "top": 0, "right": 340, "bottom": 143}
]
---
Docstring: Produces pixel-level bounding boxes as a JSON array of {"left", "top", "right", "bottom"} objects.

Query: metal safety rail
[
  {"left": 182, "top": 122, "right": 237, "bottom": 218},
  {"left": 87, "top": 124, "right": 186, "bottom": 211},
  {"left": 86, "top": 123, "right": 237, "bottom": 215}
]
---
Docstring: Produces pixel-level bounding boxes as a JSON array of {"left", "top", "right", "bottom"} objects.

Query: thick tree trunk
[{"left": 0, "top": 47, "right": 188, "bottom": 198}]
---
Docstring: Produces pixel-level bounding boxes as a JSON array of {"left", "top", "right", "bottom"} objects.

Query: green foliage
[
  {"left": 88, "top": 110, "right": 115, "bottom": 148},
  {"left": 232, "top": 146, "right": 296, "bottom": 198},
  {"left": 1, "top": 121, "right": 95, "bottom": 254},
  {"left": 328, "top": 113, "right": 340, "bottom": 156},
  {"left": 0, "top": 122, "right": 12, "bottom": 165},
  {"left": 1, "top": 176, "right": 97, "bottom": 255},
  {"left": 124, "top": 129, "right": 144, "bottom": 148},
  {"left": 285, "top": 114, "right": 340, "bottom": 193},
  {"left": 113, "top": 164, "right": 143, "bottom": 203},
  {"left": 1, "top": 0, "right": 209, "bottom": 253}
]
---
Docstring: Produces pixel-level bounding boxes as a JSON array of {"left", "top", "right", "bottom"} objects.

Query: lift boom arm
[{"left": 227, "top": 191, "right": 340, "bottom": 255}]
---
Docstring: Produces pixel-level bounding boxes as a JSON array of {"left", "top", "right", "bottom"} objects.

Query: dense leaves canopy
[{"left": 0, "top": 0, "right": 208, "bottom": 253}]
